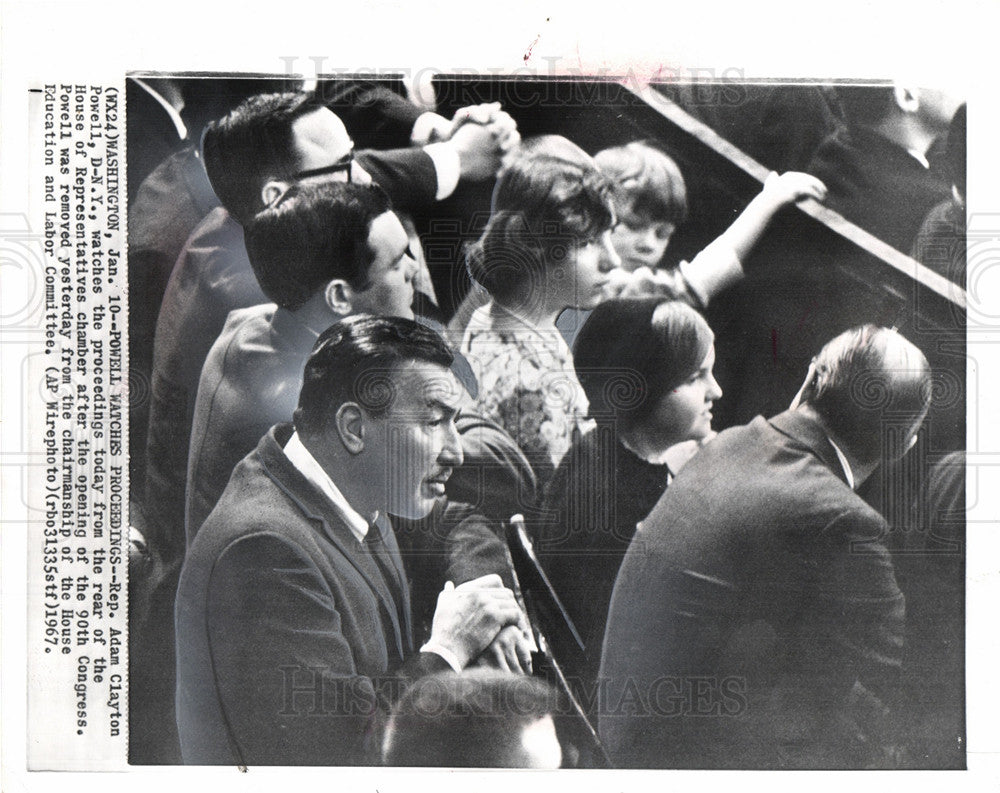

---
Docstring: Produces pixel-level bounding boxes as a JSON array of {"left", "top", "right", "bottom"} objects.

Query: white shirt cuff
[
  {"left": 411, "top": 111, "right": 447, "bottom": 146},
  {"left": 423, "top": 142, "right": 461, "bottom": 200},
  {"left": 419, "top": 641, "right": 464, "bottom": 673},
  {"left": 679, "top": 240, "right": 745, "bottom": 308}
]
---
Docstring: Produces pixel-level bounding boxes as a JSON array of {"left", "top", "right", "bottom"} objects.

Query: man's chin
[{"left": 388, "top": 496, "right": 439, "bottom": 521}]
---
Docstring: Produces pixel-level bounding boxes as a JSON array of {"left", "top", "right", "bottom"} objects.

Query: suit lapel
[
  {"left": 768, "top": 410, "right": 850, "bottom": 486},
  {"left": 373, "top": 513, "right": 414, "bottom": 652},
  {"left": 256, "top": 426, "right": 408, "bottom": 662}
]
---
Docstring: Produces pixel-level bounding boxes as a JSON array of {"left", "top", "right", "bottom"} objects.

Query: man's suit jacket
[
  {"left": 183, "top": 304, "right": 519, "bottom": 639},
  {"left": 144, "top": 146, "right": 438, "bottom": 570},
  {"left": 175, "top": 423, "right": 451, "bottom": 765},
  {"left": 317, "top": 79, "right": 424, "bottom": 150},
  {"left": 806, "top": 124, "right": 951, "bottom": 253},
  {"left": 128, "top": 145, "right": 220, "bottom": 493},
  {"left": 673, "top": 84, "right": 845, "bottom": 173},
  {"left": 185, "top": 304, "right": 312, "bottom": 542},
  {"left": 598, "top": 410, "right": 906, "bottom": 769},
  {"left": 184, "top": 304, "right": 529, "bottom": 564}
]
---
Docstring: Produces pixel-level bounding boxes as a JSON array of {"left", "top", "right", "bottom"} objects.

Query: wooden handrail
[{"left": 625, "top": 82, "right": 967, "bottom": 311}]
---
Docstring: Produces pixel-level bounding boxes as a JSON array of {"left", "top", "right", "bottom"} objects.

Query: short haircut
[
  {"left": 574, "top": 298, "right": 714, "bottom": 428},
  {"left": 180, "top": 78, "right": 303, "bottom": 140},
  {"left": 244, "top": 181, "right": 392, "bottom": 311},
  {"left": 466, "top": 135, "right": 615, "bottom": 304},
  {"left": 800, "top": 325, "right": 931, "bottom": 461},
  {"left": 382, "top": 669, "right": 558, "bottom": 768},
  {"left": 594, "top": 141, "right": 688, "bottom": 227},
  {"left": 294, "top": 315, "right": 454, "bottom": 437},
  {"left": 202, "top": 91, "right": 320, "bottom": 224}
]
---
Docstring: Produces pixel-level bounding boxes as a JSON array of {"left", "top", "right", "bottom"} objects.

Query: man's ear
[
  {"left": 260, "top": 179, "right": 291, "bottom": 209},
  {"left": 893, "top": 84, "right": 920, "bottom": 114},
  {"left": 324, "top": 280, "right": 354, "bottom": 317},
  {"left": 788, "top": 359, "right": 818, "bottom": 410},
  {"left": 334, "top": 402, "right": 365, "bottom": 455}
]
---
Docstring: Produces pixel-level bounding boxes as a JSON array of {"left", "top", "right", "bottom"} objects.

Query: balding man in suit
[{"left": 599, "top": 325, "right": 932, "bottom": 768}]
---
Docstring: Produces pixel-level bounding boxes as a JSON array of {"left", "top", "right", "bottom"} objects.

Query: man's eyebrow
[{"left": 426, "top": 398, "right": 459, "bottom": 417}]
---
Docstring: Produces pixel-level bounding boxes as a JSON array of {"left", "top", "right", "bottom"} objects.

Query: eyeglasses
[{"left": 295, "top": 149, "right": 354, "bottom": 183}]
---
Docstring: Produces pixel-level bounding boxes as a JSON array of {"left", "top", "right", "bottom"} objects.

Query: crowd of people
[{"left": 126, "top": 77, "right": 965, "bottom": 769}]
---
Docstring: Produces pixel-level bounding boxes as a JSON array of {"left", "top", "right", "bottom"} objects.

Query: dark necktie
[{"left": 364, "top": 521, "right": 404, "bottom": 620}]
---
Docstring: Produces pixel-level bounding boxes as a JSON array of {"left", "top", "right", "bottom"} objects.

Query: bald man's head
[{"left": 798, "top": 325, "right": 931, "bottom": 463}]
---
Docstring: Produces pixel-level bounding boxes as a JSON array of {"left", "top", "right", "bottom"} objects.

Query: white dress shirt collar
[
  {"left": 283, "top": 430, "right": 371, "bottom": 542},
  {"left": 906, "top": 147, "right": 932, "bottom": 170},
  {"left": 825, "top": 436, "right": 856, "bottom": 490},
  {"left": 285, "top": 432, "right": 464, "bottom": 673}
]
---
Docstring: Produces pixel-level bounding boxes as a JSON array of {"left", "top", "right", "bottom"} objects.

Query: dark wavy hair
[
  {"left": 294, "top": 315, "right": 454, "bottom": 436},
  {"left": 382, "top": 669, "right": 558, "bottom": 767},
  {"left": 574, "top": 298, "right": 713, "bottom": 428},
  {"left": 244, "top": 180, "right": 391, "bottom": 311},
  {"left": 202, "top": 91, "right": 321, "bottom": 224},
  {"left": 466, "top": 135, "right": 615, "bottom": 305}
]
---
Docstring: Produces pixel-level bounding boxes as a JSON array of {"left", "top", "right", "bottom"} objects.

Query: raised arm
[
  {"left": 680, "top": 171, "right": 827, "bottom": 306},
  {"left": 718, "top": 171, "right": 827, "bottom": 262}
]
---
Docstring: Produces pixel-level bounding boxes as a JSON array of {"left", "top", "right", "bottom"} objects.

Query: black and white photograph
[
  {"left": 1, "top": 2, "right": 997, "bottom": 790},
  {"left": 121, "top": 72, "right": 967, "bottom": 770}
]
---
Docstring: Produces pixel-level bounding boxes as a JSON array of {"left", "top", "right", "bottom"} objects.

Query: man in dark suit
[
  {"left": 144, "top": 91, "right": 511, "bottom": 572},
  {"left": 175, "top": 315, "right": 526, "bottom": 765},
  {"left": 598, "top": 325, "right": 932, "bottom": 768},
  {"left": 806, "top": 85, "right": 959, "bottom": 252},
  {"left": 126, "top": 78, "right": 293, "bottom": 505},
  {"left": 132, "top": 89, "right": 518, "bottom": 765},
  {"left": 184, "top": 181, "right": 417, "bottom": 543},
  {"left": 183, "top": 182, "right": 531, "bottom": 661}
]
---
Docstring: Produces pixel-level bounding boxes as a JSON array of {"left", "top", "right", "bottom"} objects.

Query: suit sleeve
[
  {"left": 448, "top": 414, "right": 540, "bottom": 523},
  {"left": 206, "top": 533, "right": 447, "bottom": 765},
  {"left": 812, "top": 509, "right": 905, "bottom": 753},
  {"left": 396, "top": 501, "right": 520, "bottom": 642},
  {"left": 318, "top": 80, "right": 423, "bottom": 150},
  {"left": 442, "top": 505, "right": 517, "bottom": 591},
  {"left": 356, "top": 148, "right": 438, "bottom": 212},
  {"left": 805, "top": 128, "right": 865, "bottom": 216}
]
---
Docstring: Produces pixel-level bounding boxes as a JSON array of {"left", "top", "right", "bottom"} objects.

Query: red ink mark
[
  {"left": 795, "top": 300, "right": 818, "bottom": 335},
  {"left": 771, "top": 328, "right": 779, "bottom": 363},
  {"left": 524, "top": 33, "right": 541, "bottom": 64}
]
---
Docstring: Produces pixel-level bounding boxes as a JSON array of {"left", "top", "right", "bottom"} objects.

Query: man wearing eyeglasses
[
  {"left": 184, "top": 180, "right": 419, "bottom": 545},
  {"left": 598, "top": 325, "right": 932, "bottom": 769},
  {"left": 134, "top": 89, "right": 519, "bottom": 762},
  {"left": 175, "top": 315, "right": 527, "bottom": 765},
  {"left": 142, "top": 91, "right": 516, "bottom": 570}
]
